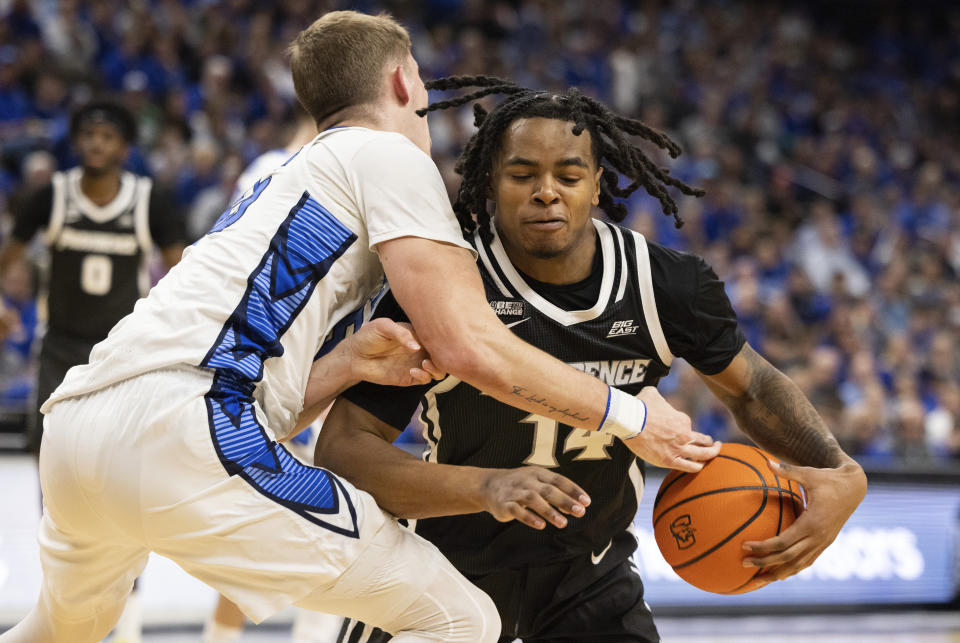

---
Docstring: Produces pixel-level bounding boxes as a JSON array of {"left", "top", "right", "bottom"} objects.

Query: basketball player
[
  {"left": 0, "top": 12, "right": 718, "bottom": 643},
  {"left": 230, "top": 103, "right": 319, "bottom": 204},
  {"left": 0, "top": 100, "right": 185, "bottom": 455},
  {"left": 314, "top": 79, "right": 869, "bottom": 642},
  {"left": 0, "top": 101, "right": 185, "bottom": 643},
  {"left": 205, "top": 102, "right": 343, "bottom": 643}
]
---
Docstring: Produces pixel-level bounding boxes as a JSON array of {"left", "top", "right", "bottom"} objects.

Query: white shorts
[{"left": 36, "top": 366, "right": 495, "bottom": 635}]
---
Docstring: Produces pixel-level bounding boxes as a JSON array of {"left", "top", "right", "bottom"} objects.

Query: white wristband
[{"left": 598, "top": 387, "right": 647, "bottom": 441}]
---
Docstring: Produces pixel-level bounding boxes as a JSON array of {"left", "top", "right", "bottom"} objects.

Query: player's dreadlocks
[{"left": 417, "top": 75, "right": 704, "bottom": 244}]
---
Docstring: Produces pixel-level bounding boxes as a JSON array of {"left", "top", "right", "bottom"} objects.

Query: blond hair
[{"left": 288, "top": 11, "right": 411, "bottom": 125}]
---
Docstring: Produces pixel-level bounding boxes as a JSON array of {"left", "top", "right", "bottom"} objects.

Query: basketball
[{"left": 652, "top": 442, "right": 805, "bottom": 594}]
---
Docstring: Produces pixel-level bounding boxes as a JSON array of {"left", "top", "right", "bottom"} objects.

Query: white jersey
[
  {"left": 231, "top": 148, "right": 292, "bottom": 203},
  {"left": 45, "top": 127, "right": 473, "bottom": 439}
]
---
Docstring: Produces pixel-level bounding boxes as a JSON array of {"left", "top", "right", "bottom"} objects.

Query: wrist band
[{"left": 598, "top": 387, "right": 647, "bottom": 441}]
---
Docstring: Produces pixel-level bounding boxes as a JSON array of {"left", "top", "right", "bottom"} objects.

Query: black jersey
[
  {"left": 343, "top": 218, "right": 745, "bottom": 577},
  {"left": 13, "top": 168, "right": 180, "bottom": 342}
]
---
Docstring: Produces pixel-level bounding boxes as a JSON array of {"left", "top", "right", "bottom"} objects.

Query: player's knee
[{"left": 455, "top": 584, "right": 500, "bottom": 643}]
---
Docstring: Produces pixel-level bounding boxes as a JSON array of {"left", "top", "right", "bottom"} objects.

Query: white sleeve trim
[{"left": 629, "top": 230, "right": 674, "bottom": 366}]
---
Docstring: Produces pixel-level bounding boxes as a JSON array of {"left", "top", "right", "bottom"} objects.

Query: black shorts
[
  {"left": 336, "top": 532, "right": 659, "bottom": 643},
  {"left": 28, "top": 332, "right": 95, "bottom": 454}
]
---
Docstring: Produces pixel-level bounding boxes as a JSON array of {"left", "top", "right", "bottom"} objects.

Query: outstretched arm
[
  {"left": 314, "top": 397, "right": 589, "bottom": 530},
  {"left": 698, "top": 342, "right": 867, "bottom": 584},
  {"left": 292, "top": 318, "right": 442, "bottom": 435}
]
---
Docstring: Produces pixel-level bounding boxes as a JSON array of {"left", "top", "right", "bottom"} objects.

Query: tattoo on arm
[
  {"left": 510, "top": 385, "right": 591, "bottom": 423},
  {"left": 732, "top": 346, "right": 845, "bottom": 468}
]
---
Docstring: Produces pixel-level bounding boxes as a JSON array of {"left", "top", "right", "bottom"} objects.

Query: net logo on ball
[{"left": 670, "top": 515, "right": 696, "bottom": 549}]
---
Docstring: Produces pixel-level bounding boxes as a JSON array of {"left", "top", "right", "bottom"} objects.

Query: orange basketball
[{"left": 652, "top": 442, "right": 804, "bottom": 594}]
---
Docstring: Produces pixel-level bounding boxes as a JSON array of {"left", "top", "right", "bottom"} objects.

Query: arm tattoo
[
  {"left": 731, "top": 346, "right": 845, "bottom": 468},
  {"left": 510, "top": 385, "right": 591, "bottom": 424}
]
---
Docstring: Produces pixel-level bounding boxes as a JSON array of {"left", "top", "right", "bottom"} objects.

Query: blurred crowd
[{"left": 0, "top": 0, "right": 957, "bottom": 466}]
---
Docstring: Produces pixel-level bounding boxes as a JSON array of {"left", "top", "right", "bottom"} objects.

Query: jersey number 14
[{"left": 522, "top": 413, "right": 615, "bottom": 467}]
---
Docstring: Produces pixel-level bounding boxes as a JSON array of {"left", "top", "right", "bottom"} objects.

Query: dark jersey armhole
[
  {"left": 148, "top": 186, "right": 186, "bottom": 249},
  {"left": 341, "top": 381, "right": 430, "bottom": 430},
  {"left": 12, "top": 184, "right": 54, "bottom": 242}
]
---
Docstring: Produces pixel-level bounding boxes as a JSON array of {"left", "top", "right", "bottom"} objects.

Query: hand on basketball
[
  {"left": 741, "top": 457, "right": 867, "bottom": 585},
  {"left": 480, "top": 466, "right": 591, "bottom": 530},
  {"left": 346, "top": 318, "right": 445, "bottom": 386},
  {"left": 623, "top": 387, "right": 722, "bottom": 472}
]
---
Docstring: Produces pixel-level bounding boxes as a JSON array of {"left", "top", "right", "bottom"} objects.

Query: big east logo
[{"left": 607, "top": 319, "right": 638, "bottom": 337}]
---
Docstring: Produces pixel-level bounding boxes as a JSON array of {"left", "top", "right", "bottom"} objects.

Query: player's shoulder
[
  {"left": 601, "top": 219, "right": 709, "bottom": 304},
  {"left": 310, "top": 126, "right": 429, "bottom": 168},
  {"left": 602, "top": 221, "right": 701, "bottom": 270},
  {"left": 645, "top": 237, "right": 707, "bottom": 275}
]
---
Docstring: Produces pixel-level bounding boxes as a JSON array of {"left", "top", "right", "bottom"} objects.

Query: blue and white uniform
[{"left": 32, "top": 127, "right": 499, "bottom": 641}]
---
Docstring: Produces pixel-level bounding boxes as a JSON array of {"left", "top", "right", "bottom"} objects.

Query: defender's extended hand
[
  {"left": 741, "top": 458, "right": 866, "bottom": 585},
  {"left": 621, "top": 387, "right": 722, "bottom": 472},
  {"left": 347, "top": 318, "right": 445, "bottom": 386},
  {"left": 480, "top": 466, "right": 591, "bottom": 531}
]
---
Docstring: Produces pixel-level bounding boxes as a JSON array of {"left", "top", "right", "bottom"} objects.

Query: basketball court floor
[{"left": 133, "top": 610, "right": 960, "bottom": 642}]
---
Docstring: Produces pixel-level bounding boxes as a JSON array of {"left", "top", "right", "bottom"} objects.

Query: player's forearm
[
  {"left": 298, "top": 344, "right": 358, "bottom": 425},
  {"left": 381, "top": 237, "right": 612, "bottom": 432},
  {"left": 437, "top": 321, "right": 609, "bottom": 430},
  {"left": 712, "top": 347, "right": 849, "bottom": 468},
  {"left": 314, "top": 406, "right": 488, "bottom": 519}
]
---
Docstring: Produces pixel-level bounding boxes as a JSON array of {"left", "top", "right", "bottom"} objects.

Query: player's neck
[
  {"left": 322, "top": 103, "right": 429, "bottom": 154},
  {"left": 502, "top": 228, "right": 598, "bottom": 286},
  {"left": 319, "top": 102, "right": 387, "bottom": 135},
  {"left": 285, "top": 119, "right": 320, "bottom": 153},
  {"left": 80, "top": 168, "right": 123, "bottom": 206}
]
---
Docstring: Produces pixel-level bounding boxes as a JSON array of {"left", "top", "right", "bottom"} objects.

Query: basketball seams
[
  {"left": 652, "top": 443, "right": 803, "bottom": 594},
  {"left": 653, "top": 453, "right": 771, "bottom": 525},
  {"left": 651, "top": 485, "right": 802, "bottom": 526},
  {"left": 655, "top": 452, "right": 773, "bottom": 572},
  {"left": 670, "top": 483, "right": 768, "bottom": 570},
  {"left": 653, "top": 468, "right": 688, "bottom": 506},
  {"left": 653, "top": 451, "right": 757, "bottom": 506},
  {"left": 728, "top": 574, "right": 761, "bottom": 594},
  {"left": 748, "top": 445, "right": 785, "bottom": 536},
  {"left": 653, "top": 452, "right": 756, "bottom": 512}
]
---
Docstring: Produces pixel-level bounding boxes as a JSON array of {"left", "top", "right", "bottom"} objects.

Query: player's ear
[
  {"left": 486, "top": 163, "right": 500, "bottom": 199},
  {"left": 592, "top": 166, "right": 602, "bottom": 207},
  {"left": 390, "top": 65, "right": 410, "bottom": 106}
]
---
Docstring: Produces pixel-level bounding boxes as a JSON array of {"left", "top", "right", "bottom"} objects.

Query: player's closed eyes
[{"left": 508, "top": 175, "right": 581, "bottom": 184}]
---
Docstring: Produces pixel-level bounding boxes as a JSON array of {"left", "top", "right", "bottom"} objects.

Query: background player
[
  {"left": 0, "top": 100, "right": 185, "bottom": 454},
  {"left": 0, "top": 11, "right": 717, "bottom": 643},
  {"left": 230, "top": 102, "right": 319, "bottom": 205},
  {"left": 0, "top": 100, "right": 185, "bottom": 643},
  {"left": 315, "top": 78, "right": 868, "bottom": 642}
]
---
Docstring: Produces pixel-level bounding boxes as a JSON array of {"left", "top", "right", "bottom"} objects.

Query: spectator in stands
[{"left": 0, "top": 0, "right": 958, "bottom": 473}]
